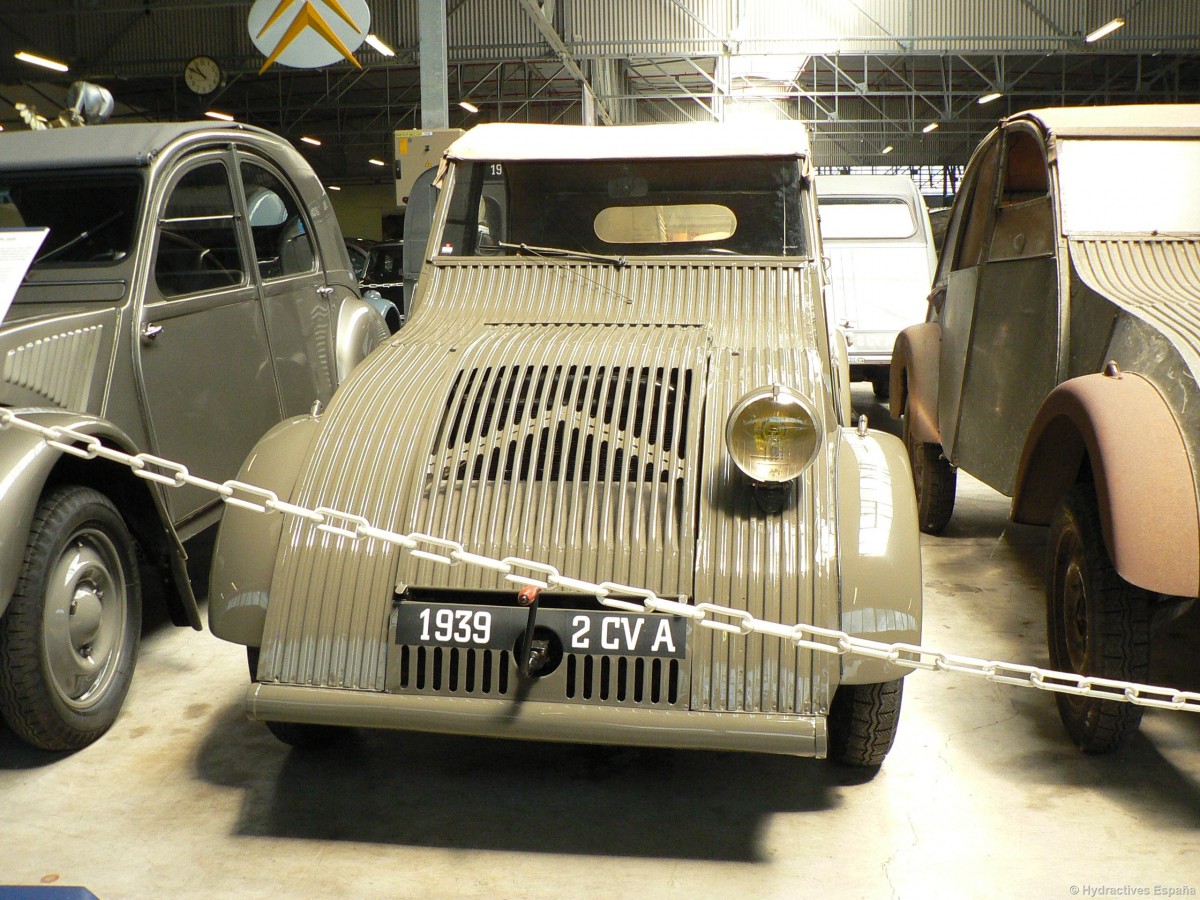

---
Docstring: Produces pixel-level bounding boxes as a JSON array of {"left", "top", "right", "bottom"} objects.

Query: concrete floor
[{"left": 2, "top": 387, "right": 1200, "bottom": 899}]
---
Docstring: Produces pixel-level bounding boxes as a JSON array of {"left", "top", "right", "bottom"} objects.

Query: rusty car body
[
  {"left": 0, "top": 121, "right": 386, "bottom": 750},
  {"left": 209, "top": 121, "right": 923, "bottom": 768},
  {"left": 891, "top": 104, "right": 1200, "bottom": 751}
]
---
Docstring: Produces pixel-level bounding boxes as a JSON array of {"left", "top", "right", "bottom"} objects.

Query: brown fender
[
  {"left": 888, "top": 322, "right": 942, "bottom": 445},
  {"left": 1011, "top": 372, "right": 1200, "bottom": 598}
]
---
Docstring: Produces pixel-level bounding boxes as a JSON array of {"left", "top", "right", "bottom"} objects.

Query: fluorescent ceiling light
[
  {"left": 204, "top": 110, "right": 234, "bottom": 121},
  {"left": 15, "top": 51, "right": 68, "bottom": 73},
  {"left": 368, "top": 157, "right": 386, "bottom": 166},
  {"left": 977, "top": 91, "right": 1003, "bottom": 105},
  {"left": 1085, "top": 17, "right": 1126, "bottom": 42},
  {"left": 881, "top": 145, "right": 894, "bottom": 155},
  {"left": 364, "top": 34, "right": 395, "bottom": 56},
  {"left": 459, "top": 100, "right": 479, "bottom": 114},
  {"left": 922, "top": 122, "right": 939, "bottom": 133},
  {"left": 300, "top": 136, "right": 322, "bottom": 146},
  {"left": 328, "top": 185, "right": 342, "bottom": 191}
]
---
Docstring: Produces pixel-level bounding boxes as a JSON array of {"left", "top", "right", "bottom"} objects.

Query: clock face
[{"left": 184, "top": 56, "right": 221, "bottom": 95}]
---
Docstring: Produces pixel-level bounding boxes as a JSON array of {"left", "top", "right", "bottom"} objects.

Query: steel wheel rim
[
  {"left": 1059, "top": 536, "right": 1090, "bottom": 676},
  {"left": 41, "top": 527, "right": 128, "bottom": 711}
]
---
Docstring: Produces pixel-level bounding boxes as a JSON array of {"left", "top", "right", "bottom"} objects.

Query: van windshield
[
  {"left": 1057, "top": 139, "right": 1200, "bottom": 234},
  {"left": 0, "top": 170, "right": 143, "bottom": 270},
  {"left": 819, "top": 197, "right": 917, "bottom": 240}
]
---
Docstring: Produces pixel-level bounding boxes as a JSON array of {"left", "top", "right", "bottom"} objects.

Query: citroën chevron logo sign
[{"left": 248, "top": 0, "right": 371, "bottom": 74}]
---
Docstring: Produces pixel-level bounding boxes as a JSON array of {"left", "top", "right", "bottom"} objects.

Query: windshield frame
[
  {"left": 0, "top": 166, "right": 146, "bottom": 274},
  {"left": 433, "top": 156, "right": 810, "bottom": 260}
]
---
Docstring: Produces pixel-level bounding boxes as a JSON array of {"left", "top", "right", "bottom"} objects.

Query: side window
[
  {"left": 990, "top": 129, "right": 1054, "bottom": 261},
  {"left": 952, "top": 137, "right": 1001, "bottom": 271},
  {"left": 154, "top": 161, "right": 246, "bottom": 298},
  {"left": 241, "top": 162, "right": 316, "bottom": 279}
]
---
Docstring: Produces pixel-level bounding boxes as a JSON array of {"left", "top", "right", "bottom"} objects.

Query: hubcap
[{"left": 42, "top": 530, "right": 127, "bottom": 710}]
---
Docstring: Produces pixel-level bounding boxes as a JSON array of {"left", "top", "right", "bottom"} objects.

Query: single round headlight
[{"left": 725, "top": 384, "right": 822, "bottom": 483}]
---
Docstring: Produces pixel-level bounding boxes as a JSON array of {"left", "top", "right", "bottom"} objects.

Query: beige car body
[{"left": 209, "top": 122, "right": 923, "bottom": 762}]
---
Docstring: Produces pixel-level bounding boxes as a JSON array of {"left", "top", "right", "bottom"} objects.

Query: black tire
[
  {"left": 1046, "top": 484, "right": 1150, "bottom": 753},
  {"left": 902, "top": 394, "right": 956, "bottom": 533},
  {"left": 0, "top": 486, "right": 141, "bottom": 751},
  {"left": 870, "top": 370, "right": 890, "bottom": 401},
  {"left": 827, "top": 679, "right": 903, "bottom": 768},
  {"left": 246, "top": 647, "right": 343, "bottom": 749}
]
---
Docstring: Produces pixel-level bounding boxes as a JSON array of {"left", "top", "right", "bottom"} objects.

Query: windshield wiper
[
  {"left": 498, "top": 241, "right": 627, "bottom": 268},
  {"left": 33, "top": 211, "right": 123, "bottom": 265}
]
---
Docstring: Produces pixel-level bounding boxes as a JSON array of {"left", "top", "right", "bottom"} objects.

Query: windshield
[
  {"left": 0, "top": 170, "right": 143, "bottom": 271},
  {"left": 1057, "top": 138, "right": 1200, "bottom": 234},
  {"left": 438, "top": 157, "right": 807, "bottom": 258},
  {"left": 819, "top": 197, "right": 918, "bottom": 240}
]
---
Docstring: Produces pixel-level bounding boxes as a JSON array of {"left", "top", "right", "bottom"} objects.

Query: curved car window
[
  {"left": 154, "top": 161, "right": 246, "bottom": 298},
  {"left": 1057, "top": 139, "right": 1200, "bottom": 234},
  {"left": 241, "top": 162, "right": 316, "bottom": 279},
  {"left": 1, "top": 172, "right": 142, "bottom": 270},
  {"left": 819, "top": 198, "right": 916, "bottom": 240},
  {"left": 594, "top": 204, "right": 736, "bottom": 243},
  {"left": 439, "top": 158, "right": 806, "bottom": 257}
]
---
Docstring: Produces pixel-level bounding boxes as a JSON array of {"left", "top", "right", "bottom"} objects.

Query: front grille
[
  {"left": 390, "top": 645, "right": 687, "bottom": 709},
  {"left": 431, "top": 364, "right": 693, "bottom": 485}
]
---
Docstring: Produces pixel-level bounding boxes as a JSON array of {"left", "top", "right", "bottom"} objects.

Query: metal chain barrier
[{"left": 5, "top": 407, "right": 1200, "bottom": 714}]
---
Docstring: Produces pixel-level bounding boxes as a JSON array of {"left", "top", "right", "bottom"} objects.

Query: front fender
[
  {"left": 0, "top": 410, "right": 194, "bottom": 625},
  {"left": 1012, "top": 372, "right": 1199, "bottom": 598},
  {"left": 889, "top": 322, "right": 942, "bottom": 445},
  {"left": 835, "top": 428, "right": 923, "bottom": 684},
  {"left": 208, "top": 412, "right": 324, "bottom": 645}
]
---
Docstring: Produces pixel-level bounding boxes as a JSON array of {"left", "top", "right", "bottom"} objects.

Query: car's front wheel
[
  {"left": 1047, "top": 484, "right": 1150, "bottom": 753},
  {"left": 902, "top": 394, "right": 956, "bottom": 533},
  {"left": 0, "top": 486, "right": 141, "bottom": 751},
  {"left": 827, "top": 679, "right": 903, "bottom": 768}
]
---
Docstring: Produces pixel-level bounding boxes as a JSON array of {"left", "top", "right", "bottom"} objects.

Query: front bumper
[{"left": 247, "top": 683, "right": 827, "bottom": 757}]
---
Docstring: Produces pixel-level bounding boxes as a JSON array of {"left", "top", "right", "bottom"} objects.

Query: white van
[{"left": 816, "top": 174, "right": 937, "bottom": 398}]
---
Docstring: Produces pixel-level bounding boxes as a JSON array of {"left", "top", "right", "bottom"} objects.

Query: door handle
[
  {"left": 141, "top": 323, "right": 164, "bottom": 343},
  {"left": 317, "top": 286, "right": 334, "bottom": 298}
]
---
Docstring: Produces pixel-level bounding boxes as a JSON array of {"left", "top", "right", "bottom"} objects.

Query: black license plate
[{"left": 393, "top": 602, "right": 686, "bottom": 659}]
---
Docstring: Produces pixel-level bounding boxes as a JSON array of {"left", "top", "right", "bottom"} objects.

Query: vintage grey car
[
  {"left": 210, "top": 121, "right": 923, "bottom": 768},
  {"left": 0, "top": 121, "right": 386, "bottom": 751},
  {"left": 891, "top": 105, "right": 1200, "bottom": 752}
]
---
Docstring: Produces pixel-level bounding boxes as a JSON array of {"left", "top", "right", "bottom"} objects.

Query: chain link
[{"left": 4, "top": 408, "right": 1200, "bottom": 714}]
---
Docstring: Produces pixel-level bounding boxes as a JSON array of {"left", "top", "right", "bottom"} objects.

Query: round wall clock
[{"left": 184, "top": 56, "right": 222, "bottom": 95}]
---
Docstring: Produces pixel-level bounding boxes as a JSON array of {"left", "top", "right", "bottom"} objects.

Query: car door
[
  {"left": 139, "top": 150, "right": 283, "bottom": 523},
  {"left": 239, "top": 156, "right": 337, "bottom": 416},
  {"left": 933, "top": 133, "right": 999, "bottom": 461},
  {"left": 951, "top": 125, "right": 1060, "bottom": 495}
]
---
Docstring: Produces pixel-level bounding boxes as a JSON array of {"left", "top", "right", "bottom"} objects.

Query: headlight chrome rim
[{"left": 725, "top": 383, "right": 823, "bottom": 484}]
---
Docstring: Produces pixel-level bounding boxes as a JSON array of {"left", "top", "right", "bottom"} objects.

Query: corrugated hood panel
[
  {"left": 1070, "top": 238, "right": 1200, "bottom": 367},
  {"left": 258, "top": 260, "right": 832, "bottom": 701}
]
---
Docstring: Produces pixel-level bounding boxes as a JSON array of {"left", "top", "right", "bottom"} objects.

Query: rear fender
[
  {"left": 335, "top": 296, "right": 389, "bottom": 384},
  {"left": 1012, "top": 372, "right": 1199, "bottom": 598},
  {"left": 0, "top": 411, "right": 198, "bottom": 628},
  {"left": 889, "top": 322, "right": 942, "bottom": 445},
  {"left": 835, "top": 429, "right": 923, "bottom": 684},
  {"left": 208, "top": 412, "right": 324, "bottom": 645}
]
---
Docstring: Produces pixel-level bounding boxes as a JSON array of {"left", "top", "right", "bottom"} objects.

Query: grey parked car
[
  {"left": 891, "top": 104, "right": 1200, "bottom": 752},
  {"left": 209, "top": 121, "right": 924, "bottom": 769},
  {"left": 0, "top": 121, "right": 386, "bottom": 751}
]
